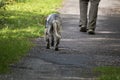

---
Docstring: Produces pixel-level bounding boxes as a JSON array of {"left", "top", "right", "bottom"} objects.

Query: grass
[
  {"left": 95, "top": 66, "right": 120, "bottom": 80},
  {"left": 0, "top": 37, "right": 31, "bottom": 73},
  {"left": 0, "top": 0, "right": 63, "bottom": 73}
]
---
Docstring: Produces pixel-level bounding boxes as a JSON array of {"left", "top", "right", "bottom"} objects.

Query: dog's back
[
  {"left": 46, "top": 13, "right": 61, "bottom": 28},
  {"left": 45, "top": 13, "right": 62, "bottom": 51}
]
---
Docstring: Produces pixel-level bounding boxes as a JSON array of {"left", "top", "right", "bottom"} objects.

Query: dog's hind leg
[
  {"left": 45, "top": 29, "right": 50, "bottom": 49},
  {"left": 46, "top": 38, "right": 50, "bottom": 49},
  {"left": 55, "top": 38, "right": 60, "bottom": 51},
  {"left": 51, "top": 34, "right": 54, "bottom": 47},
  {"left": 45, "top": 34, "right": 50, "bottom": 49}
]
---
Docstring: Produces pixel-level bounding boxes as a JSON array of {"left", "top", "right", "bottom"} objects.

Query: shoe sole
[{"left": 88, "top": 31, "right": 95, "bottom": 35}]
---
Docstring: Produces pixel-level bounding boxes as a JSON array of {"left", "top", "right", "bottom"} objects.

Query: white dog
[{"left": 45, "top": 13, "right": 62, "bottom": 51}]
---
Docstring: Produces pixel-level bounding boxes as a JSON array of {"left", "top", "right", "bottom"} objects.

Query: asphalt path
[{"left": 0, "top": 0, "right": 120, "bottom": 80}]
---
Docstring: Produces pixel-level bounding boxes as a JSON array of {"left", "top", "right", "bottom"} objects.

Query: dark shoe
[
  {"left": 46, "top": 46, "right": 50, "bottom": 49},
  {"left": 87, "top": 29, "right": 95, "bottom": 35},
  {"left": 55, "top": 47, "right": 59, "bottom": 51},
  {"left": 80, "top": 27, "right": 87, "bottom": 32},
  {"left": 78, "top": 24, "right": 82, "bottom": 27}
]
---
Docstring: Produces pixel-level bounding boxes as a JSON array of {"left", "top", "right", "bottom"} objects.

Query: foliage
[
  {"left": 0, "top": 0, "right": 15, "bottom": 9},
  {"left": 15, "top": 0, "right": 32, "bottom": 3}
]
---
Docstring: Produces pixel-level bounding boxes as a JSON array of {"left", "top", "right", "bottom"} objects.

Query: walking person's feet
[
  {"left": 80, "top": 27, "right": 87, "bottom": 32},
  {"left": 79, "top": 26, "right": 95, "bottom": 35},
  {"left": 87, "top": 29, "right": 95, "bottom": 35}
]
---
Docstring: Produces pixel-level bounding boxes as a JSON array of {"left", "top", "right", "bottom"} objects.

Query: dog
[{"left": 45, "top": 13, "right": 62, "bottom": 51}]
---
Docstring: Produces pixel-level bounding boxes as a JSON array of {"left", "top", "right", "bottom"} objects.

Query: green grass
[
  {"left": 0, "top": 0, "right": 63, "bottom": 73},
  {"left": 95, "top": 66, "right": 120, "bottom": 80},
  {"left": 0, "top": 37, "right": 31, "bottom": 73}
]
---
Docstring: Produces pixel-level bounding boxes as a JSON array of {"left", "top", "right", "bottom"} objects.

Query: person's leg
[
  {"left": 87, "top": 0, "right": 100, "bottom": 34},
  {"left": 79, "top": 0, "right": 89, "bottom": 32}
]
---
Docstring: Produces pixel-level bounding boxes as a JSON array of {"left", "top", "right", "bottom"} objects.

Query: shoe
[
  {"left": 80, "top": 27, "right": 87, "bottom": 32},
  {"left": 87, "top": 29, "right": 95, "bottom": 35},
  {"left": 78, "top": 24, "right": 81, "bottom": 27}
]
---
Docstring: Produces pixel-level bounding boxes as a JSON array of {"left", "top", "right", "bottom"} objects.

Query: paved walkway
[{"left": 0, "top": 0, "right": 120, "bottom": 80}]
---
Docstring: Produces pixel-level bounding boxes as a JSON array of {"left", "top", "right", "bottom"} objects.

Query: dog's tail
[{"left": 52, "top": 20, "right": 61, "bottom": 39}]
